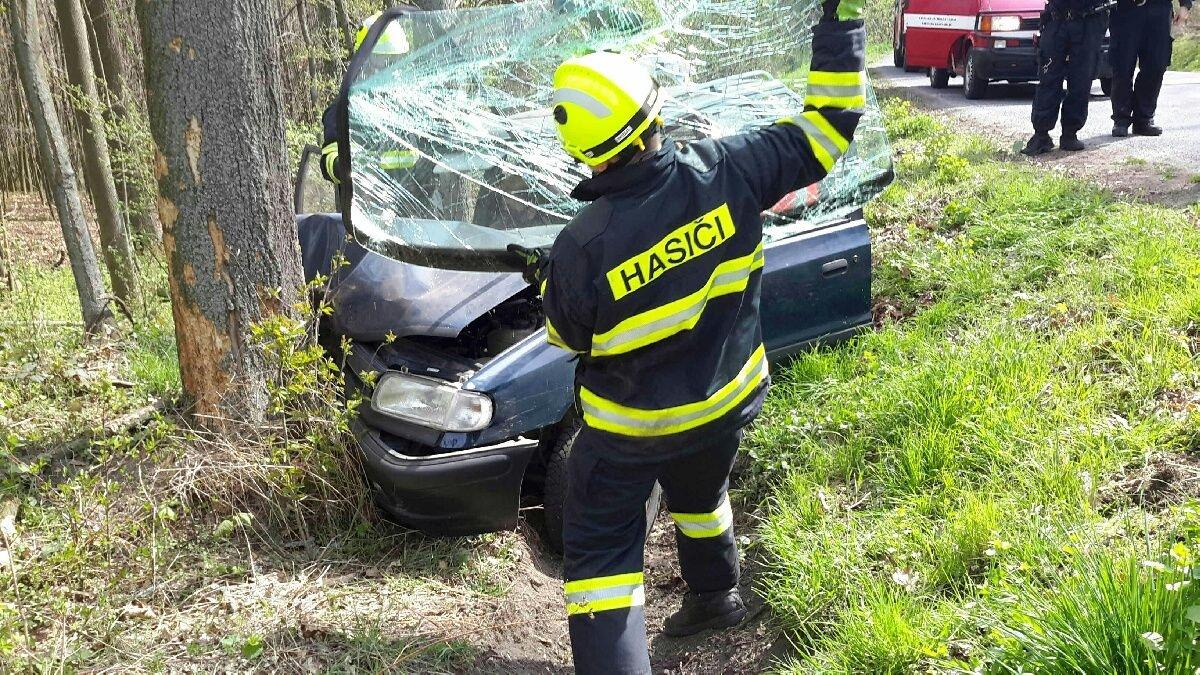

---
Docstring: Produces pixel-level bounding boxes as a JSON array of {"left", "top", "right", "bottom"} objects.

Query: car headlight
[
  {"left": 371, "top": 372, "right": 494, "bottom": 432},
  {"left": 979, "top": 15, "right": 1021, "bottom": 32}
]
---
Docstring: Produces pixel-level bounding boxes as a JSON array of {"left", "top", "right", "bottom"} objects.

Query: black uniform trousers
[
  {"left": 562, "top": 426, "right": 741, "bottom": 675},
  {"left": 1109, "top": 0, "right": 1175, "bottom": 125},
  {"left": 1031, "top": 13, "right": 1107, "bottom": 134}
]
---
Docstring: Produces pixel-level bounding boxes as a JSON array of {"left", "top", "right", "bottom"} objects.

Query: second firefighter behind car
[{"left": 507, "top": 1, "right": 869, "bottom": 672}]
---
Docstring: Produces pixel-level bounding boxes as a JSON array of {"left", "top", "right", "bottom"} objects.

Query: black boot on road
[
  {"left": 1133, "top": 121, "right": 1163, "bottom": 136},
  {"left": 1112, "top": 124, "right": 1130, "bottom": 137},
  {"left": 663, "top": 588, "right": 748, "bottom": 637},
  {"left": 1021, "top": 132, "right": 1055, "bottom": 156},
  {"left": 1060, "top": 134, "right": 1085, "bottom": 151}
]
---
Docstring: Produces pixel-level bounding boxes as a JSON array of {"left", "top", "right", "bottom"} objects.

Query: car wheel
[
  {"left": 1099, "top": 76, "right": 1112, "bottom": 97},
  {"left": 542, "top": 420, "right": 664, "bottom": 554},
  {"left": 963, "top": 51, "right": 989, "bottom": 100},
  {"left": 930, "top": 67, "right": 951, "bottom": 89}
]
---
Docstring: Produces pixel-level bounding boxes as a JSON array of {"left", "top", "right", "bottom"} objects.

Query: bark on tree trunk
[
  {"left": 332, "top": 0, "right": 354, "bottom": 56},
  {"left": 56, "top": 0, "right": 142, "bottom": 312},
  {"left": 83, "top": 0, "right": 161, "bottom": 245},
  {"left": 139, "top": 0, "right": 304, "bottom": 423},
  {"left": 297, "top": 0, "right": 319, "bottom": 114},
  {"left": 8, "top": 0, "right": 112, "bottom": 330}
]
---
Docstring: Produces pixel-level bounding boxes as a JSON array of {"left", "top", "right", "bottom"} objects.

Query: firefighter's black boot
[
  {"left": 662, "top": 588, "right": 747, "bottom": 637},
  {"left": 1059, "top": 133, "right": 1085, "bottom": 151},
  {"left": 1112, "top": 124, "right": 1130, "bottom": 137},
  {"left": 1132, "top": 121, "right": 1162, "bottom": 136},
  {"left": 1020, "top": 132, "right": 1054, "bottom": 156}
]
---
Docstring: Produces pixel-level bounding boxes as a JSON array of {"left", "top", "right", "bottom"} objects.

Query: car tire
[
  {"left": 963, "top": 51, "right": 989, "bottom": 100},
  {"left": 542, "top": 420, "right": 664, "bottom": 554},
  {"left": 1099, "top": 76, "right": 1112, "bottom": 97},
  {"left": 930, "top": 67, "right": 951, "bottom": 89},
  {"left": 893, "top": 36, "right": 905, "bottom": 68}
]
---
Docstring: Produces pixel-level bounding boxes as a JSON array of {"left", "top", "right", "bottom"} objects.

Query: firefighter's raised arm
[{"left": 714, "top": 2, "right": 867, "bottom": 211}]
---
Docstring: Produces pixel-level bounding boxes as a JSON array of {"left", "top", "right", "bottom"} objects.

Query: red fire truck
[{"left": 892, "top": 0, "right": 1113, "bottom": 99}]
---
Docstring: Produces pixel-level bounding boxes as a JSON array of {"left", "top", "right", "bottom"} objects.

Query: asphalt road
[{"left": 871, "top": 64, "right": 1200, "bottom": 172}]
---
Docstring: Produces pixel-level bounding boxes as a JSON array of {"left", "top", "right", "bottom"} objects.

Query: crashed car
[{"left": 293, "top": 0, "right": 893, "bottom": 544}]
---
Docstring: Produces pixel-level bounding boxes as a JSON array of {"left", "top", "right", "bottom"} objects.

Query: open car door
[{"left": 335, "top": 0, "right": 892, "bottom": 272}]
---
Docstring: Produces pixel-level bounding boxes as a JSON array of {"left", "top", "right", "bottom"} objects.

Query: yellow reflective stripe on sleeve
[
  {"left": 590, "top": 245, "right": 764, "bottom": 357},
  {"left": 779, "top": 111, "right": 850, "bottom": 172},
  {"left": 545, "top": 317, "right": 583, "bottom": 353},
  {"left": 564, "top": 572, "right": 645, "bottom": 616},
  {"left": 670, "top": 495, "right": 734, "bottom": 538},
  {"left": 807, "top": 70, "right": 866, "bottom": 87},
  {"left": 580, "top": 344, "right": 767, "bottom": 437},
  {"left": 805, "top": 70, "right": 867, "bottom": 109},
  {"left": 322, "top": 143, "right": 341, "bottom": 185}
]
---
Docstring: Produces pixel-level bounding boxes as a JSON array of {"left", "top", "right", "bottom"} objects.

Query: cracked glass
[{"left": 343, "top": 0, "right": 891, "bottom": 271}]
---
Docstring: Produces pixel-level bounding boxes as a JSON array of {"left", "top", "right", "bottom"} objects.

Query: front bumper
[
  {"left": 973, "top": 45, "right": 1039, "bottom": 81},
  {"left": 355, "top": 418, "right": 538, "bottom": 536},
  {"left": 970, "top": 44, "right": 1111, "bottom": 82}
]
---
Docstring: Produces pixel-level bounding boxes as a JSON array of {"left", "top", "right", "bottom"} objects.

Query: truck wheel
[
  {"left": 542, "top": 420, "right": 663, "bottom": 554},
  {"left": 1099, "top": 76, "right": 1112, "bottom": 97},
  {"left": 930, "top": 67, "right": 951, "bottom": 89},
  {"left": 963, "top": 52, "right": 989, "bottom": 100},
  {"left": 893, "top": 37, "right": 905, "bottom": 68}
]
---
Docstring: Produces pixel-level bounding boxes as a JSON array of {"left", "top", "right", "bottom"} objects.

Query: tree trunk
[
  {"left": 8, "top": 0, "right": 112, "bottom": 330},
  {"left": 83, "top": 0, "right": 161, "bottom": 245},
  {"left": 56, "top": 0, "right": 142, "bottom": 312},
  {"left": 332, "top": 0, "right": 353, "bottom": 56},
  {"left": 297, "top": 0, "right": 319, "bottom": 115},
  {"left": 0, "top": 191, "right": 16, "bottom": 293},
  {"left": 139, "top": 0, "right": 304, "bottom": 423}
]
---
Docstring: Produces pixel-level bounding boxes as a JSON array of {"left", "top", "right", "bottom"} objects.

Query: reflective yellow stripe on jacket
[
  {"left": 591, "top": 244, "right": 764, "bottom": 357},
  {"left": 580, "top": 344, "right": 768, "bottom": 437},
  {"left": 321, "top": 142, "right": 341, "bottom": 185},
  {"left": 804, "top": 70, "right": 867, "bottom": 110},
  {"left": 564, "top": 572, "right": 645, "bottom": 616},
  {"left": 779, "top": 111, "right": 851, "bottom": 172}
]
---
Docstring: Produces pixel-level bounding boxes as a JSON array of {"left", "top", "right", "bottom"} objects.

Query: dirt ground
[
  {"left": 465, "top": 510, "right": 785, "bottom": 674},
  {"left": 1, "top": 191, "right": 102, "bottom": 267}
]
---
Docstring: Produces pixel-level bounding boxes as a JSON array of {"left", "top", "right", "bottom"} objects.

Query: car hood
[{"left": 298, "top": 213, "right": 526, "bottom": 341}]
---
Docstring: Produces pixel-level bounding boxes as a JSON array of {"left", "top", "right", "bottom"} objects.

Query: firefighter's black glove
[
  {"left": 506, "top": 244, "right": 549, "bottom": 287},
  {"left": 821, "top": 0, "right": 865, "bottom": 22}
]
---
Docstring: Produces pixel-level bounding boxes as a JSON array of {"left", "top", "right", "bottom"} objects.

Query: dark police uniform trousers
[
  {"left": 1031, "top": 9, "right": 1107, "bottom": 134},
  {"left": 537, "top": 19, "right": 868, "bottom": 675},
  {"left": 1109, "top": 0, "right": 1184, "bottom": 126}
]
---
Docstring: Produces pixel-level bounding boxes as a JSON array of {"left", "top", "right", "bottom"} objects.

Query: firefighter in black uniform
[
  {"left": 319, "top": 14, "right": 415, "bottom": 187},
  {"left": 508, "top": 0, "right": 868, "bottom": 671},
  {"left": 1109, "top": 0, "right": 1192, "bottom": 136},
  {"left": 1022, "top": 0, "right": 1110, "bottom": 155}
]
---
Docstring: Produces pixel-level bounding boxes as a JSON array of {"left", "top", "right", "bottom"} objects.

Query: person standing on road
[
  {"left": 1109, "top": 0, "right": 1192, "bottom": 137},
  {"left": 1021, "top": 0, "right": 1110, "bottom": 155},
  {"left": 507, "top": 1, "right": 867, "bottom": 672}
]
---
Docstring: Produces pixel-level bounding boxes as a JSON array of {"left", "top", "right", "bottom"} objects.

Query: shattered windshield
[{"left": 344, "top": 0, "right": 891, "bottom": 270}]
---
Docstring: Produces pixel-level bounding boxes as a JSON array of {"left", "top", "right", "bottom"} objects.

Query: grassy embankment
[{"left": 746, "top": 98, "right": 1200, "bottom": 672}]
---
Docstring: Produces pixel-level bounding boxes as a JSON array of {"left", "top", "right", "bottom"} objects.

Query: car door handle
[{"left": 821, "top": 258, "right": 849, "bottom": 277}]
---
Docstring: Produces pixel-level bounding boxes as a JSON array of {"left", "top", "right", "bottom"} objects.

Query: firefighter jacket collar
[{"left": 570, "top": 144, "right": 676, "bottom": 202}]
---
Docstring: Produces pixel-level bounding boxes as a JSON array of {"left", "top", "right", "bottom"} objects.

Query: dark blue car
[{"left": 293, "top": 3, "right": 893, "bottom": 544}]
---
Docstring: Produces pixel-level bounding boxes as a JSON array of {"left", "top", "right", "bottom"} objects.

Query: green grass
[
  {"left": 1174, "top": 35, "right": 1200, "bottom": 72},
  {"left": 747, "top": 98, "right": 1200, "bottom": 672}
]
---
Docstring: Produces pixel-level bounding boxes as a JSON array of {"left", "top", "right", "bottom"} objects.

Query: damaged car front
[{"left": 293, "top": 0, "right": 894, "bottom": 539}]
